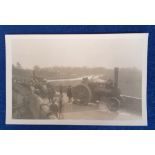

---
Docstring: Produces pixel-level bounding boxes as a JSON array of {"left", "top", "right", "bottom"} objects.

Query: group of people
[
  {"left": 48, "top": 85, "right": 73, "bottom": 119},
  {"left": 42, "top": 84, "right": 73, "bottom": 119},
  {"left": 13, "top": 77, "right": 74, "bottom": 119},
  {"left": 46, "top": 85, "right": 63, "bottom": 119}
]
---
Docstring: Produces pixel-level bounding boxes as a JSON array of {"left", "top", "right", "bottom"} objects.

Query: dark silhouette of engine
[{"left": 72, "top": 68, "right": 122, "bottom": 111}]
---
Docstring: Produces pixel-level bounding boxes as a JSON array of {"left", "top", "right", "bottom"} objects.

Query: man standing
[
  {"left": 67, "top": 86, "right": 72, "bottom": 103},
  {"left": 47, "top": 85, "right": 55, "bottom": 103},
  {"left": 58, "top": 86, "right": 63, "bottom": 119}
]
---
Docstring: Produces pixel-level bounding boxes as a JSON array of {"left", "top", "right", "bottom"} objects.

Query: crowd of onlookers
[{"left": 13, "top": 78, "right": 73, "bottom": 119}]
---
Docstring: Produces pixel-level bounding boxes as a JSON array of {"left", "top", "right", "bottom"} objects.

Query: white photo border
[{"left": 5, "top": 33, "right": 148, "bottom": 126}]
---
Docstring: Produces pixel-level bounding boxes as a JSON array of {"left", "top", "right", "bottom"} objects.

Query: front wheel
[{"left": 107, "top": 97, "right": 120, "bottom": 112}]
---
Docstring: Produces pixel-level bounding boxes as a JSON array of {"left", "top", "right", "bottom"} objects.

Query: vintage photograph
[{"left": 5, "top": 34, "right": 148, "bottom": 125}]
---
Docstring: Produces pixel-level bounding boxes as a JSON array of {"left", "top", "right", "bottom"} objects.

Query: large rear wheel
[{"left": 72, "top": 84, "right": 92, "bottom": 105}]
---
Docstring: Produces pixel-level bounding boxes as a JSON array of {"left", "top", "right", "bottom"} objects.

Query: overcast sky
[{"left": 10, "top": 34, "right": 148, "bottom": 70}]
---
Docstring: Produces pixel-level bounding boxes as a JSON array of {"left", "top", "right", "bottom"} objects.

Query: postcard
[{"left": 5, "top": 33, "right": 148, "bottom": 125}]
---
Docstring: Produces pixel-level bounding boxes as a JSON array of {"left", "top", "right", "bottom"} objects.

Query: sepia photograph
[{"left": 5, "top": 34, "right": 148, "bottom": 125}]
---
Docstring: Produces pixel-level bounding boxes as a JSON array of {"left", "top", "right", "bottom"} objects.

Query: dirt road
[
  {"left": 61, "top": 102, "right": 141, "bottom": 120},
  {"left": 41, "top": 93, "right": 141, "bottom": 120}
]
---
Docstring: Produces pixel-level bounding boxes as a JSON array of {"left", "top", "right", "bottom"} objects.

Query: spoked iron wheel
[
  {"left": 107, "top": 97, "right": 120, "bottom": 112},
  {"left": 72, "top": 84, "right": 92, "bottom": 105}
]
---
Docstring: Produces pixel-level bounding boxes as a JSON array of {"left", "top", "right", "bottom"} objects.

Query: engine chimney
[{"left": 114, "top": 67, "right": 119, "bottom": 88}]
